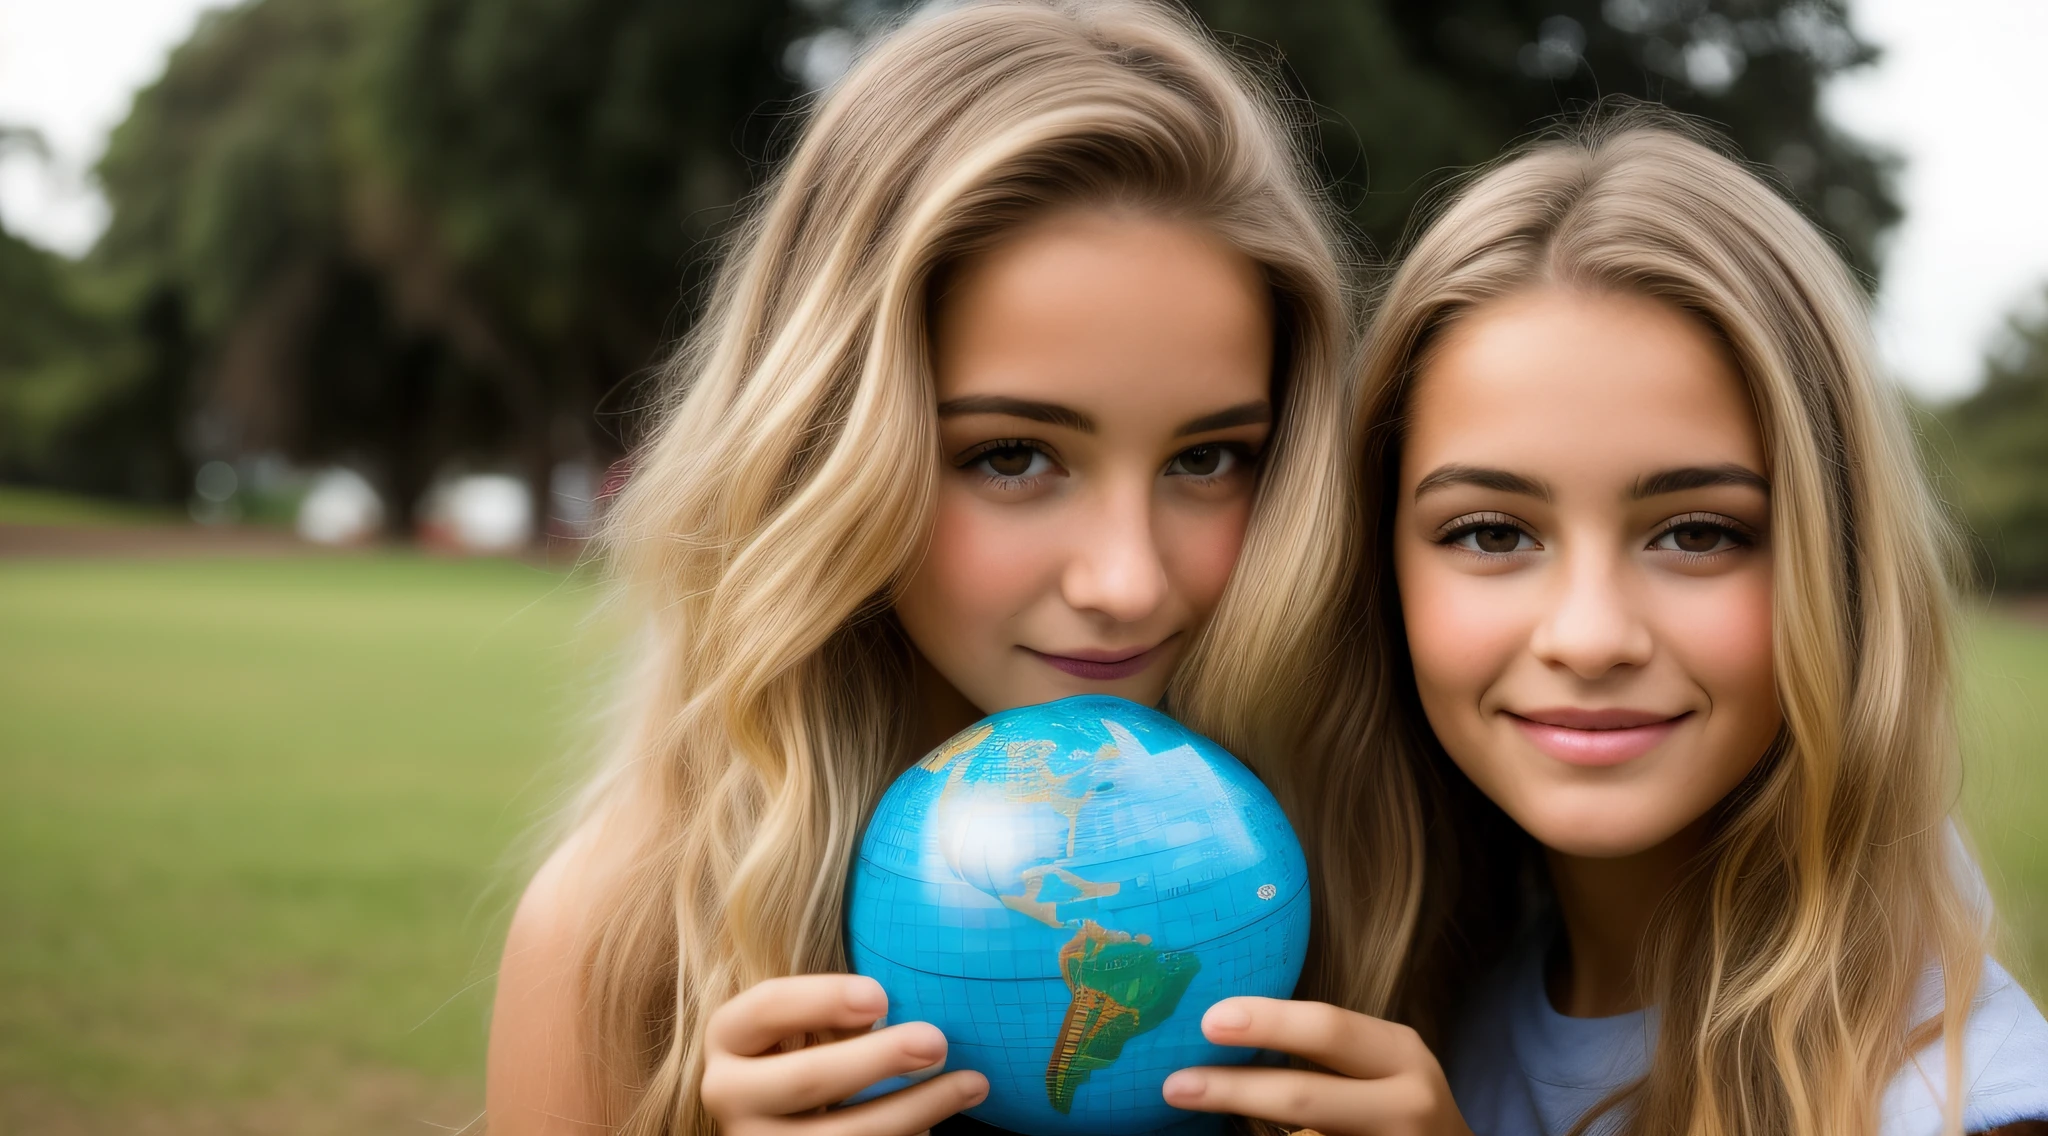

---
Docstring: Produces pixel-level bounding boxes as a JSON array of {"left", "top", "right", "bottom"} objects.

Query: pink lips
[
  {"left": 1025, "top": 642, "right": 1167, "bottom": 681},
  {"left": 1508, "top": 707, "right": 1690, "bottom": 767}
]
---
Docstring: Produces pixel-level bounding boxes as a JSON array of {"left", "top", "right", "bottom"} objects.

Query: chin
[
  {"left": 1535, "top": 829, "right": 1668, "bottom": 860},
  {"left": 1056, "top": 677, "right": 1167, "bottom": 708},
  {"left": 1516, "top": 796, "right": 1684, "bottom": 861}
]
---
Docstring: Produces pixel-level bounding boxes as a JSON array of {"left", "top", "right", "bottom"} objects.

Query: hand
[
  {"left": 1160, "top": 997, "right": 1474, "bottom": 1136},
  {"left": 701, "top": 974, "right": 989, "bottom": 1136}
]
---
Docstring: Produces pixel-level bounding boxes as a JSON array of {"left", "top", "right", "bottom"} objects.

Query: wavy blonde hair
[
  {"left": 562, "top": 4, "right": 1371, "bottom": 1132},
  {"left": 1334, "top": 115, "right": 1988, "bottom": 1134}
]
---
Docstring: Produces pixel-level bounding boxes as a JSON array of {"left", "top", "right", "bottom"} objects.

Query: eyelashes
[
  {"left": 1648, "top": 512, "right": 1757, "bottom": 555},
  {"left": 1432, "top": 511, "right": 1760, "bottom": 558},
  {"left": 959, "top": 440, "right": 1058, "bottom": 488},
  {"left": 953, "top": 439, "right": 1262, "bottom": 491},
  {"left": 1435, "top": 511, "right": 1540, "bottom": 555},
  {"left": 1165, "top": 442, "right": 1257, "bottom": 481}
]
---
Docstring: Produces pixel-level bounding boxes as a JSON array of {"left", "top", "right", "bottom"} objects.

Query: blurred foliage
[
  {"left": 80, "top": 0, "right": 815, "bottom": 533},
  {"left": 9, "top": 0, "right": 1918, "bottom": 538},
  {"left": 353, "top": 0, "right": 809, "bottom": 521},
  {"left": 1188, "top": 0, "right": 1898, "bottom": 280},
  {"left": 0, "top": 207, "right": 185, "bottom": 501},
  {"left": 1932, "top": 290, "right": 2048, "bottom": 594},
  {"left": 93, "top": 0, "right": 483, "bottom": 530}
]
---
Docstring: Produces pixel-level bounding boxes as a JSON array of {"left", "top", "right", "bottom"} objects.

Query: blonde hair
[
  {"left": 1337, "top": 113, "right": 1988, "bottom": 1134},
  {"left": 563, "top": 4, "right": 1366, "bottom": 1132}
]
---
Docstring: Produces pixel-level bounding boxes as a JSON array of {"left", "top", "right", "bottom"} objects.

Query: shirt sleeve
[{"left": 1883, "top": 957, "right": 2048, "bottom": 1136}]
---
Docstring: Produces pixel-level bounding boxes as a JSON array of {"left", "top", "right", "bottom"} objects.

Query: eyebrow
[
  {"left": 1174, "top": 400, "right": 1271, "bottom": 438},
  {"left": 1413, "top": 464, "right": 1551, "bottom": 501},
  {"left": 1632, "top": 464, "right": 1770, "bottom": 499},
  {"left": 933, "top": 396, "right": 1273, "bottom": 438},
  {"left": 936, "top": 396, "right": 1094, "bottom": 433}
]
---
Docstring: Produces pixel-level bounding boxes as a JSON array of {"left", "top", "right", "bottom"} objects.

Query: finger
[
  {"left": 1162, "top": 1065, "right": 1423, "bottom": 1132},
  {"left": 1198, "top": 997, "right": 1422, "bottom": 1080},
  {"left": 712, "top": 1022, "right": 949, "bottom": 1115},
  {"left": 801, "top": 1069, "right": 988, "bottom": 1136},
  {"left": 707, "top": 975, "right": 888, "bottom": 1057}
]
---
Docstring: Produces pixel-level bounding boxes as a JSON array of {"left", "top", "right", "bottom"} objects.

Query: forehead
[
  {"left": 1404, "top": 287, "right": 1763, "bottom": 483},
  {"left": 929, "top": 210, "right": 1273, "bottom": 412}
]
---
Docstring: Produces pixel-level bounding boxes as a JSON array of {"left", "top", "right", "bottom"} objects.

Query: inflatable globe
[{"left": 846, "top": 695, "right": 1310, "bottom": 1136}]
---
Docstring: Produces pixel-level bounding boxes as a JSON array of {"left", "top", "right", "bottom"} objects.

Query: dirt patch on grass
[
  {"left": 2000, "top": 595, "right": 2048, "bottom": 627},
  {"left": 0, "top": 522, "right": 589, "bottom": 566},
  {"left": 1, "top": 1067, "right": 483, "bottom": 1136},
  {"left": 0, "top": 523, "right": 319, "bottom": 559}
]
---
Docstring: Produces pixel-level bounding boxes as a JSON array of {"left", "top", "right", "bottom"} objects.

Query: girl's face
[
  {"left": 896, "top": 208, "right": 1274, "bottom": 717},
  {"left": 1393, "top": 287, "right": 1782, "bottom": 860}
]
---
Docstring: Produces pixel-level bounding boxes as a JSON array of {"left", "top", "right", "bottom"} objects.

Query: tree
[
  {"left": 95, "top": 0, "right": 538, "bottom": 534},
  {"left": 1935, "top": 291, "right": 2048, "bottom": 593},
  {"left": 1184, "top": 0, "right": 1895, "bottom": 278},
  {"left": 0, "top": 121, "right": 185, "bottom": 500},
  {"left": 351, "top": 0, "right": 818, "bottom": 520},
  {"left": 91, "top": 0, "right": 822, "bottom": 533}
]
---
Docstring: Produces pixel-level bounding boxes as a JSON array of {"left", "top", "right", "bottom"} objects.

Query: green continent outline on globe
[{"left": 1045, "top": 920, "right": 1201, "bottom": 1114}]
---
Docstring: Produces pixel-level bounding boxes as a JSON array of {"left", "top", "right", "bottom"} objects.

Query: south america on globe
[{"left": 846, "top": 695, "right": 1311, "bottom": 1136}]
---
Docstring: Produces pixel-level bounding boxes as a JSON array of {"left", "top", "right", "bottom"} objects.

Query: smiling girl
[
  {"left": 480, "top": 4, "right": 1383, "bottom": 1135},
  {"left": 1321, "top": 116, "right": 2048, "bottom": 1134}
]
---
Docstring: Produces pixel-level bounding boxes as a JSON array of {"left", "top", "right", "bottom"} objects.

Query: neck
[
  {"left": 1543, "top": 818, "right": 1708, "bottom": 1018},
  {"left": 908, "top": 651, "right": 981, "bottom": 757}
]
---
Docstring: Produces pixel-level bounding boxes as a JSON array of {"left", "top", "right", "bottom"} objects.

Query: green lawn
[
  {"left": 0, "top": 554, "right": 605, "bottom": 1134},
  {"left": 0, "top": 553, "right": 2043, "bottom": 1133},
  {"left": 1957, "top": 609, "right": 2048, "bottom": 995}
]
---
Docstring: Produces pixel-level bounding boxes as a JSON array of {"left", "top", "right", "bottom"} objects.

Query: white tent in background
[
  {"left": 296, "top": 468, "right": 383, "bottom": 545},
  {"left": 418, "top": 473, "right": 532, "bottom": 553}
]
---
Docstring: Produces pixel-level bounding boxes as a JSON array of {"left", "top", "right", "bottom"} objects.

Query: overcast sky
[
  {"left": 1826, "top": 0, "right": 2048, "bottom": 397},
  {"left": 2, "top": 0, "right": 2043, "bottom": 400}
]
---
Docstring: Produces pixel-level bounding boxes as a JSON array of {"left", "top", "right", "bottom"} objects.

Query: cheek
[
  {"left": 1394, "top": 536, "right": 1523, "bottom": 707},
  {"left": 902, "top": 488, "right": 1050, "bottom": 634},
  {"left": 1155, "top": 497, "right": 1251, "bottom": 618},
  {"left": 1662, "top": 565, "right": 1780, "bottom": 745}
]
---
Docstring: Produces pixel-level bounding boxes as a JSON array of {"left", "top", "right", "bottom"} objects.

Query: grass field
[
  {"left": 0, "top": 553, "right": 604, "bottom": 1134},
  {"left": 1957, "top": 610, "right": 2048, "bottom": 994},
  {"left": 0, "top": 548, "right": 2044, "bottom": 1133}
]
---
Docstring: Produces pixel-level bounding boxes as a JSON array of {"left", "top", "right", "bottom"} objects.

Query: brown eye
[
  {"left": 1651, "top": 518, "right": 1749, "bottom": 555},
  {"left": 982, "top": 445, "right": 1037, "bottom": 478},
  {"left": 1670, "top": 524, "right": 1722, "bottom": 553},
  {"left": 1442, "top": 517, "right": 1537, "bottom": 555},
  {"left": 1174, "top": 445, "right": 1223, "bottom": 477},
  {"left": 1474, "top": 525, "right": 1524, "bottom": 554}
]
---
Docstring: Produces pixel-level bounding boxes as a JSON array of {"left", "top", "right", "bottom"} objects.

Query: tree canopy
[
  {"left": 1933, "top": 291, "right": 2048, "bottom": 593},
  {"left": 1187, "top": 0, "right": 1895, "bottom": 279}
]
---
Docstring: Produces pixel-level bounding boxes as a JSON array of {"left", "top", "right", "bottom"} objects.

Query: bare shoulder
[{"left": 487, "top": 839, "right": 607, "bottom": 1135}]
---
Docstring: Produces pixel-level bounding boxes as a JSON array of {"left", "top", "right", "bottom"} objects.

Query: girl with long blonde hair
[
  {"left": 1312, "top": 114, "right": 2048, "bottom": 1135},
  {"left": 483, "top": 4, "right": 1439, "bottom": 1134}
]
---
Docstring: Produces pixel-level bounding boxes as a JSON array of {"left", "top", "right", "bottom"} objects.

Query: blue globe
[{"left": 846, "top": 695, "right": 1310, "bottom": 1136}]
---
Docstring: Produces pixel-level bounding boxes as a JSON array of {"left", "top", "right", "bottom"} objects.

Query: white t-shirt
[{"left": 1444, "top": 928, "right": 2048, "bottom": 1136}]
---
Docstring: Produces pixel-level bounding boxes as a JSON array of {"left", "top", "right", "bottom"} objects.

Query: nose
[
  {"left": 1528, "top": 541, "right": 1653, "bottom": 680},
  {"left": 1058, "top": 478, "right": 1170, "bottom": 624}
]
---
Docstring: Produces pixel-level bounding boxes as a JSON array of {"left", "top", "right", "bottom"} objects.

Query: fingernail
[
  {"left": 1204, "top": 1003, "right": 1250, "bottom": 1032},
  {"left": 1162, "top": 1071, "right": 1204, "bottom": 1102},
  {"left": 903, "top": 1027, "right": 946, "bottom": 1063},
  {"left": 847, "top": 978, "right": 886, "bottom": 1014}
]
